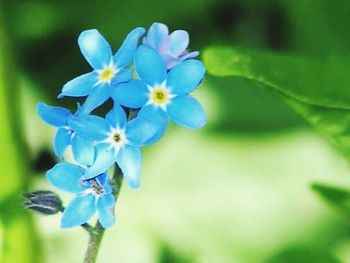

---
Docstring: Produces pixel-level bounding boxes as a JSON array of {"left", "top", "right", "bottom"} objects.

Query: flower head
[
  {"left": 36, "top": 103, "right": 95, "bottom": 166},
  {"left": 68, "top": 104, "right": 158, "bottom": 188},
  {"left": 112, "top": 45, "right": 206, "bottom": 143},
  {"left": 59, "top": 27, "right": 145, "bottom": 114},
  {"left": 46, "top": 163, "right": 115, "bottom": 228},
  {"left": 143, "top": 22, "right": 199, "bottom": 69}
]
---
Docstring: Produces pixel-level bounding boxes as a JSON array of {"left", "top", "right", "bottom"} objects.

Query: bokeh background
[{"left": 1, "top": 0, "right": 350, "bottom": 262}]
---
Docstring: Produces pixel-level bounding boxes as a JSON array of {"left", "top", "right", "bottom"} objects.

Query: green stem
[{"left": 82, "top": 166, "right": 124, "bottom": 263}]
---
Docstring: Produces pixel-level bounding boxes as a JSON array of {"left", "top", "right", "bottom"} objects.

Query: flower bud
[{"left": 23, "top": 190, "right": 63, "bottom": 215}]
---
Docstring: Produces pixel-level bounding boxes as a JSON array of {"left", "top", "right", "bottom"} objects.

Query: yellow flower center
[
  {"left": 113, "top": 133, "right": 122, "bottom": 143},
  {"left": 151, "top": 89, "right": 168, "bottom": 104},
  {"left": 99, "top": 67, "right": 116, "bottom": 83}
]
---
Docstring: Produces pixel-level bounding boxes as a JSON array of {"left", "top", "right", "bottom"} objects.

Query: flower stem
[
  {"left": 82, "top": 165, "right": 124, "bottom": 263},
  {"left": 83, "top": 222, "right": 106, "bottom": 263}
]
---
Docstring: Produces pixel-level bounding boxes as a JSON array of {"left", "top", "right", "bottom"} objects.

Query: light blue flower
[
  {"left": 46, "top": 163, "right": 115, "bottom": 228},
  {"left": 143, "top": 22, "right": 199, "bottom": 69},
  {"left": 59, "top": 27, "right": 145, "bottom": 114},
  {"left": 111, "top": 45, "right": 206, "bottom": 142},
  {"left": 36, "top": 103, "right": 95, "bottom": 166},
  {"left": 68, "top": 104, "right": 158, "bottom": 188}
]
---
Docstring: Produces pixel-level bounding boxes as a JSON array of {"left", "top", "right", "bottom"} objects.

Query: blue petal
[
  {"left": 111, "top": 80, "right": 148, "bottom": 109},
  {"left": 111, "top": 69, "right": 132, "bottom": 86},
  {"left": 77, "top": 84, "right": 110, "bottom": 114},
  {"left": 167, "top": 30, "right": 189, "bottom": 57},
  {"left": 96, "top": 173, "right": 112, "bottom": 195},
  {"left": 105, "top": 104, "right": 127, "bottom": 128},
  {"left": 61, "top": 194, "right": 96, "bottom": 228},
  {"left": 36, "top": 103, "right": 71, "bottom": 127},
  {"left": 114, "top": 27, "right": 146, "bottom": 68},
  {"left": 116, "top": 145, "right": 141, "bottom": 189},
  {"left": 167, "top": 60, "right": 205, "bottom": 95},
  {"left": 83, "top": 144, "right": 116, "bottom": 180},
  {"left": 46, "top": 163, "right": 85, "bottom": 193},
  {"left": 53, "top": 128, "right": 72, "bottom": 158},
  {"left": 68, "top": 114, "right": 110, "bottom": 141},
  {"left": 126, "top": 114, "right": 160, "bottom": 146},
  {"left": 71, "top": 134, "right": 95, "bottom": 166},
  {"left": 144, "top": 23, "right": 169, "bottom": 50},
  {"left": 135, "top": 45, "right": 167, "bottom": 86},
  {"left": 59, "top": 72, "right": 98, "bottom": 98},
  {"left": 137, "top": 105, "right": 168, "bottom": 145},
  {"left": 78, "top": 29, "right": 112, "bottom": 69},
  {"left": 97, "top": 194, "right": 115, "bottom": 228},
  {"left": 167, "top": 95, "right": 206, "bottom": 129}
]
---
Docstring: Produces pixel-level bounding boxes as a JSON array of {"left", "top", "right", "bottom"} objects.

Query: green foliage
[
  {"left": 311, "top": 183, "right": 350, "bottom": 215},
  {"left": 203, "top": 46, "right": 350, "bottom": 160},
  {"left": 0, "top": 9, "right": 41, "bottom": 263},
  {"left": 265, "top": 247, "right": 341, "bottom": 263}
]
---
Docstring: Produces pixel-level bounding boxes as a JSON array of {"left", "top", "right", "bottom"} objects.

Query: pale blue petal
[
  {"left": 105, "top": 104, "right": 127, "bottom": 128},
  {"left": 78, "top": 29, "right": 112, "bottom": 69},
  {"left": 96, "top": 173, "right": 112, "bottom": 195},
  {"left": 77, "top": 84, "right": 110, "bottom": 114},
  {"left": 167, "top": 60, "right": 205, "bottom": 95},
  {"left": 183, "top": 51, "right": 199, "bottom": 59},
  {"left": 71, "top": 135, "right": 95, "bottom": 166},
  {"left": 36, "top": 103, "right": 71, "bottom": 127},
  {"left": 46, "top": 163, "right": 85, "bottom": 193},
  {"left": 111, "top": 69, "right": 132, "bottom": 86},
  {"left": 116, "top": 145, "right": 141, "bottom": 189},
  {"left": 135, "top": 45, "right": 167, "bottom": 86},
  {"left": 111, "top": 80, "right": 148, "bottom": 109},
  {"left": 68, "top": 115, "right": 110, "bottom": 141},
  {"left": 138, "top": 105, "right": 168, "bottom": 145},
  {"left": 114, "top": 27, "right": 146, "bottom": 68},
  {"left": 83, "top": 144, "right": 116, "bottom": 180},
  {"left": 165, "top": 51, "right": 200, "bottom": 69},
  {"left": 145, "top": 23, "right": 168, "bottom": 50},
  {"left": 59, "top": 72, "right": 98, "bottom": 98},
  {"left": 167, "top": 95, "right": 206, "bottom": 129},
  {"left": 53, "top": 128, "right": 72, "bottom": 158},
  {"left": 126, "top": 115, "right": 159, "bottom": 146},
  {"left": 61, "top": 194, "right": 96, "bottom": 228},
  {"left": 97, "top": 194, "right": 115, "bottom": 228},
  {"left": 167, "top": 30, "right": 189, "bottom": 57}
]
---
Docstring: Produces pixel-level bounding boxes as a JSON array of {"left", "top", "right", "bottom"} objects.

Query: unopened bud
[{"left": 23, "top": 190, "right": 63, "bottom": 215}]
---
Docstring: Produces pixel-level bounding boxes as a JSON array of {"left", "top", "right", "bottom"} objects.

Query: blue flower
[
  {"left": 68, "top": 104, "right": 158, "bottom": 188},
  {"left": 111, "top": 45, "right": 206, "bottom": 142},
  {"left": 143, "top": 22, "right": 199, "bottom": 69},
  {"left": 36, "top": 103, "right": 95, "bottom": 166},
  {"left": 46, "top": 163, "right": 115, "bottom": 228},
  {"left": 59, "top": 27, "right": 145, "bottom": 114}
]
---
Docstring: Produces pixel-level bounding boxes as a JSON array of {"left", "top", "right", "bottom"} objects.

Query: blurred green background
[{"left": 2, "top": 0, "right": 350, "bottom": 262}]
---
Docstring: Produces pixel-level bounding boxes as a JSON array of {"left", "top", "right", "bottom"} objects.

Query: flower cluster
[{"left": 37, "top": 22, "right": 206, "bottom": 228}]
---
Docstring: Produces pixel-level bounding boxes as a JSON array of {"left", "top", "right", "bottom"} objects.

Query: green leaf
[
  {"left": 203, "top": 46, "right": 350, "bottom": 110},
  {"left": 311, "top": 182, "right": 350, "bottom": 215},
  {"left": 203, "top": 46, "right": 350, "bottom": 161},
  {"left": 265, "top": 247, "right": 341, "bottom": 263}
]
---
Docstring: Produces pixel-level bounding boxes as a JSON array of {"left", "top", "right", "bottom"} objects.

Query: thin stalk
[{"left": 82, "top": 164, "right": 124, "bottom": 263}]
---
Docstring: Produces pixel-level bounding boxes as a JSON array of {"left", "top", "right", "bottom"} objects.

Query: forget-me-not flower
[
  {"left": 59, "top": 27, "right": 145, "bottom": 114},
  {"left": 68, "top": 104, "right": 158, "bottom": 188},
  {"left": 143, "top": 22, "right": 199, "bottom": 70},
  {"left": 46, "top": 163, "right": 115, "bottom": 228},
  {"left": 112, "top": 45, "right": 206, "bottom": 142},
  {"left": 37, "top": 103, "right": 95, "bottom": 166}
]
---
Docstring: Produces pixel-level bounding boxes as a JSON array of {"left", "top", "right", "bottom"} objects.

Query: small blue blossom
[
  {"left": 112, "top": 45, "right": 206, "bottom": 142},
  {"left": 59, "top": 27, "right": 145, "bottom": 114},
  {"left": 46, "top": 163, "right": 115, "bottom": 228},
  {"left": 68, "top": 104, "right": 158, "bottom": 188},
  {"left": 143, "top": 22, "right": 199, "bottom": 69},
  {"left": 36, "top": 103, "right": 95, "bottom": 166}
]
